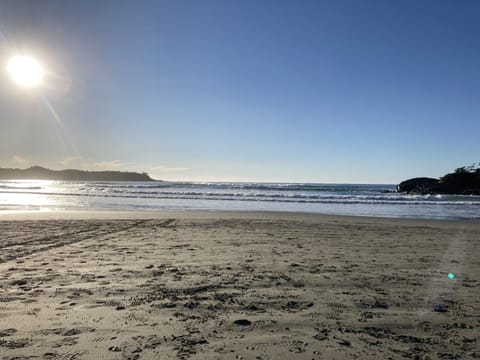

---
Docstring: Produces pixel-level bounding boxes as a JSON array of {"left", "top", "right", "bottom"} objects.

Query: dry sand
[{"left": 0, "top": 211, "right": 479, "bottom": 359}]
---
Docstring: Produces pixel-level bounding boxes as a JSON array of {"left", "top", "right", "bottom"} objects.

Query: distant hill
[
  {"left": 397, "top": 165, "right": 480, "bottom": 195},
  {"left": 0, "top": 166, "right": 156, "bottom": 181}
]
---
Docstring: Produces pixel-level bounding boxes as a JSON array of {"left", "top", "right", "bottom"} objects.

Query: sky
[{"left": 0, "top": 0, "right": 478, "bottom": 183}]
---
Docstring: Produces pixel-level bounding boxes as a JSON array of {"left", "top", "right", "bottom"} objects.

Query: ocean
[{"left": 0, "top": 180, "right": 479, "bottom": 220}]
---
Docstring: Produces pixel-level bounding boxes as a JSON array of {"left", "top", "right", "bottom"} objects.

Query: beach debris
[
  {"left": 245, "top": 303, "right": 262, "bottom": 311},
  {"left": 233, "top": 319, "right": 252, "bottom": 326},
  {"left": 0, "top": 338, "right": 31, "bottom": 349},
  {"left": 184, "top": 301, "right": 198, "bottom": 309},
  {"left": 285, "top": 301, "right": 314, "bottom": 311},
  {"left": 0, "top": 328, "right": 17, "bottom": 337},
  {"left": 393, "top": 335, "right": 423, "bottom": 343},
  {"left": 289, "top": 340, "right": 308, "bottom": 353},
  {"left": 433, "top": 304, "right": 449, "bottom": 313},
  {"left": 339, "top": 339, "right": 351, "bottom": 347},
  {"left": 115, "top": 305, "right": 126, "bottom": 310},
  {"left": 108, "top": 345, "right": 121, "bottom": 352},
  {"left": 313, "top": 328, "right": 329, "bottom": 341},
  {"left": 159, "top": 302, "right": 177, "bottom": 308},
  {"left": 373, "top": 298, "right": 389, "bottom": 309},
  {"left": 173, "top": 335, "right": 208, "bottom": 358}
]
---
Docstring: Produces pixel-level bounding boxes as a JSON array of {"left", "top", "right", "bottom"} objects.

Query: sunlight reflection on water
[{"left": 0, "top": 192, "right": 57, "bottom": 210}]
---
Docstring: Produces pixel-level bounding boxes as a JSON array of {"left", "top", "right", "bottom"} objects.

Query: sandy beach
[{"left": 0, "top": 211, "right": 478, "bottom": 359}]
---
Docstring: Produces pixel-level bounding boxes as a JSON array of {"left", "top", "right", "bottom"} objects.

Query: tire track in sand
[{"left": 0, "top": 219, "right": 175, "bottom": 263}]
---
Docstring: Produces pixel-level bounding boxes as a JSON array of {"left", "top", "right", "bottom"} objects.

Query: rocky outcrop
[
  {"left": 397, "top": 166, "right": 480, "bottom": 195},
  {"left": 396, "top": 177, "right": 441, "bottom": 194}
]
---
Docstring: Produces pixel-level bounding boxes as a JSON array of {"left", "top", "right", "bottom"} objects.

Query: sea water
[{"left": 0, "top": 180, "right": 479, "bottom": 220}]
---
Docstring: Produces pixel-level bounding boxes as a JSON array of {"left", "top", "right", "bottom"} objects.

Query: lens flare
[{"left": 7, "top": 55, "right": 45, "bottom": 87}]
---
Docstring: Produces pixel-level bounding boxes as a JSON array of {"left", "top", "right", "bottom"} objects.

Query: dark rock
[
  {"left": 10, "top": 279, "right": 28, "bottom": 286},
  {"left": 396, "top": 177, "right": 440, "bottom": 194},
  {"left": 233, "top": 319, "right": 252, "bottom": 326}
]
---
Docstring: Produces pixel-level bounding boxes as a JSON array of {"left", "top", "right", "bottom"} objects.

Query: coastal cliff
[
  {"left": 397, "top": 165, "right": 480, "bottom": 195},
  {"left": 0, "top": 166, "right": 155, "bottom": 181}
]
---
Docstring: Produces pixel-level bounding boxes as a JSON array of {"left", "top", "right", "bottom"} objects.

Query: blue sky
[{"left": 0, "top": 0, "right": 478, "bottom": 183}]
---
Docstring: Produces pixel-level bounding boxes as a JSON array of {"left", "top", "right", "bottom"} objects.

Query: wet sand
[{"left": 0, "top": 211, "right": 479, "bottom": 359}]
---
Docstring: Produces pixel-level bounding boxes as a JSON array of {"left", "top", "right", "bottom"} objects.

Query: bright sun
[{"left": 7, "top": 55, "right": 45, "bottom": 87}]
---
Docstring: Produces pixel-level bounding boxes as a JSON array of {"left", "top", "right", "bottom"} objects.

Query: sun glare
[{"left": 7, "top": 55, "right": 45, "bottom": 87}]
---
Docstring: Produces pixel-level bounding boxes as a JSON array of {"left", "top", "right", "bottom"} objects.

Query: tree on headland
[
  {"left": 453, "top": 163, "right": 480, "bottom": 174},
  {"left": 439, "top": 163, "right": 480, "bottom": 194}
]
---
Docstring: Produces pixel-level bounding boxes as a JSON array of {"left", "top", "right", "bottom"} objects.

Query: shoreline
[
  {"left": 2, "top": 181, "right": 479, "bottom": 221},
  {"left": 0, "top": 209, "right": 479, "bottom": 223}
]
